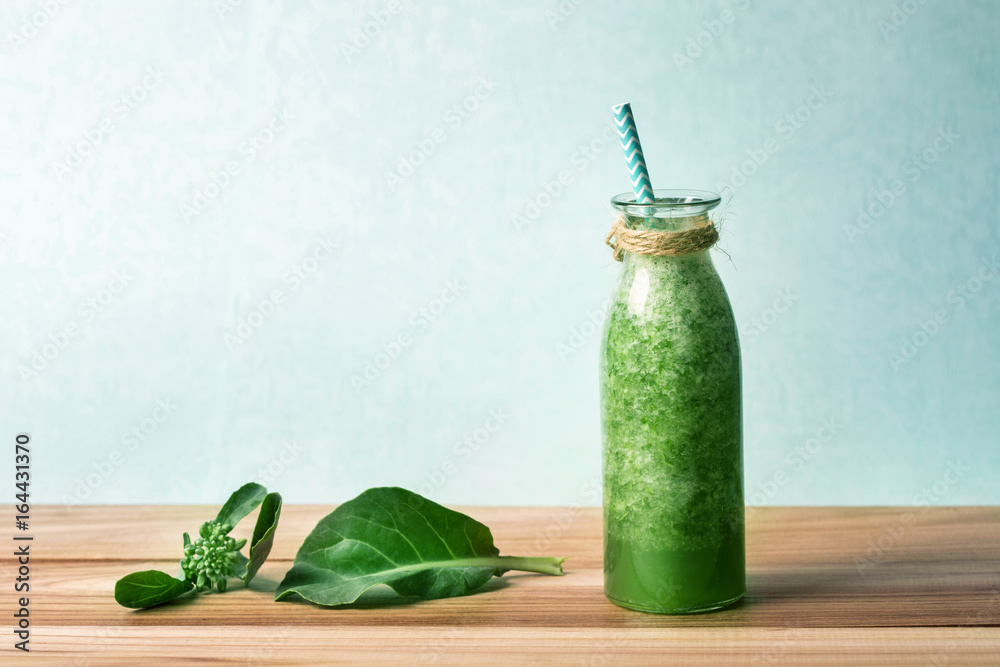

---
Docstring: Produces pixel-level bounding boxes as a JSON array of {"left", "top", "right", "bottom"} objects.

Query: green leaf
[
  {"left": 215, "top": 482, "right": 268, "bottom": 530},
  {"left": 115, "top": 570, "right": 194, "bottom": 609},
  {"left": 244, "top": 492, "right": 282, "bottom": 586},
  {"left": 275, "top": 487, "right": 565, "bottom": 606}
]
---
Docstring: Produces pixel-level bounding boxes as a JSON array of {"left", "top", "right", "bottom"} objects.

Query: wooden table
[{"left": 4, "top": 505, "right": 998, "bottom": 665}]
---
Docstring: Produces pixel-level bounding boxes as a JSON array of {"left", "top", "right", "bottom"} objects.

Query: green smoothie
[{"left": 601, "top": 193, "right": 744, "bottom": 613}]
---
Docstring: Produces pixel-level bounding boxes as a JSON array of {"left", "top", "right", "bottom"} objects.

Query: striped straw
[{"left": 611, "top": 103, "right": 655, "bottom": 203}]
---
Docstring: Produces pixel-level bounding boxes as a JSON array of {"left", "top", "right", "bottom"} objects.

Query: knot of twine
[{"left": 605, "top": 214, "right": 719, "bottom": 262}]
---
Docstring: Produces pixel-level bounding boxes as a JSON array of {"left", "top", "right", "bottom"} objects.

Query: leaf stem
[
  {"left": 389, "top": 556, "right": 565, "bottom": 576},
  {"left": 494, "top": 556, "right": 567, "bottom": 576}
]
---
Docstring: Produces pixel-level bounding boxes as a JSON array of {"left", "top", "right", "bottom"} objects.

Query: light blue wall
[{"left": 2, "top": 0, "right": 997, "bottom": 506}]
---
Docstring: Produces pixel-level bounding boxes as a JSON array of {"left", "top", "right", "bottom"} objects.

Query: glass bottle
[{"left": 601, "top": 189, "right": 744, "bottom": 613}]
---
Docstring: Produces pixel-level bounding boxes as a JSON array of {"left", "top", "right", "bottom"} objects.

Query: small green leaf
[
  {"left": 215, "top": 482, "right": 268, "bottom": 530},
  {"left": 115, "top": 571, "right": 194, "bottom": 609},
  {"left": 244, "top": 492, "right": 282, "bottom": 586},
  {"left": 183, "top": 532, "right": 190, "bottom": 548}
]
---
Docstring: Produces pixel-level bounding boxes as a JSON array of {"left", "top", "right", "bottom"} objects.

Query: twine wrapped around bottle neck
[{"left": 605, "top": 214, "right": 719, "bottom": 262}]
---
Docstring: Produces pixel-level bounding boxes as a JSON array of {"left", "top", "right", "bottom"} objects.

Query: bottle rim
[{"left": 611, "top": 189, "right": 721, "bottom": 217}]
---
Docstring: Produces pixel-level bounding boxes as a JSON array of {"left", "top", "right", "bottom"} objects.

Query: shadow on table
[{"left": 735, "top": 552, "right": 1000, "bottom": 627}]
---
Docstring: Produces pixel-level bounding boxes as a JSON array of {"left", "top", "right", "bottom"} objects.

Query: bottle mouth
[{"left": 611, "top": 189, "right": 722, "bottom": 217}]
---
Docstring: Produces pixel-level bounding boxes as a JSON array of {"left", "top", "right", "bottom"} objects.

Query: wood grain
[{"left": 2, "top": 506, "right": 998, "bottom": 665}]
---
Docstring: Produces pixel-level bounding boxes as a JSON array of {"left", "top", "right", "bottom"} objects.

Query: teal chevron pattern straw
[{"left": 612, "top": 103, "right": 655, "bottom": 203}]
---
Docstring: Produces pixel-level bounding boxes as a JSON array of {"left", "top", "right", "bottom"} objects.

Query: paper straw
[{"left": 611, "top": 103, "right": 655, "bottom": 204}]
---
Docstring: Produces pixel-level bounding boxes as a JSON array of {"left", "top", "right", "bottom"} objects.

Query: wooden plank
[
  {"left": 26, "top": 504, "right": 1000, "bottom": 563},
  {"left": 14, "top": 627, "right": 1000, "bottom": 666},
  {"left": 1, "top": 506, "right": 998, "bottom": 664}
]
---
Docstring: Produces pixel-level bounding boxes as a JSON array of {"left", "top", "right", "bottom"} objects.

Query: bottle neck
[
  {"left": 618, "top": 211, "right": 717, "bottom": 270},
  {"left": 609, "top": 190, "right": 722, "bottom": 265}
]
